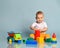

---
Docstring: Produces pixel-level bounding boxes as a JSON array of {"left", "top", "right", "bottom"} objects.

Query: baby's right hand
[
  {"left": 30, "top": 26, "right": 39, "bottom": 31},
  {"left": 34, "top": 28, "right": 40, "bottom": 31}
]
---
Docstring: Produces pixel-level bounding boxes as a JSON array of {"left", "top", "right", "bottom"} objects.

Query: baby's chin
[{"left": 37, "top": 21, "right": 43, "bottom": 23}]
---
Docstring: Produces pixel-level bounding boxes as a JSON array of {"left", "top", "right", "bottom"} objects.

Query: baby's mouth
[{"left": 39, "top": 21, "right": 43, "bottom": 23}]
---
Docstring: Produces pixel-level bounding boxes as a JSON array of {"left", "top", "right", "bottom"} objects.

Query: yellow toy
[
  {"left": 36, "top": 37, "right": 44, "bottom": 44},
  {"left": 30, "top": 34, "right": 35, "bottom": 39},
  {"left": 29, "top": 32, "right": 51, "bottom": 44},
  {"left": 45, "top": 34, "right": 50, "bottom": 38},
  {"left": 52, "top": 38, "right": 57, "bottom": 41},
  {"left": 9, "top": 39, "right": 12, "bottom": 42},
  {"left": 14, "top": 33, "right": 22, "bottom": 40},
  {"left": 9, "top": 39, "right": 12, "bottom": 44}
]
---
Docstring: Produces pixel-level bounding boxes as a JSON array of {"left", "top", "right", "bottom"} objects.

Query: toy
[
  {"left": 44, "top": 38, "right": 52, "bottom": 42},
  {"left": 8, "top": 38, "right": 12, "bottom": 44},
  {"left": 8, "top": 32, "right": 14, "bottom": 37},
  {"left": 36, "top": 37, "right": 44, "bottom": 44},
  {"left": 7, "top": 32, "right": 22, "bottom": 44},
  {"left": 14, "top": 33, "right": 22, "bottom": 40},
  {"left": 17, "top": 40, "right": 21, "bottom": 44},
  {"left": 36, "top": 33, "right": 45, "bottom": 44},
  {"left": 44, "top": 33, "right": 57, "bottom": 43},
  {"left": 27, "top": 38, "right": 34, "bottom": 40},
  {"left": 45, "top": 34, "right": 50, "bottom": 39},
  {"left": 51, "top": 33, "right": 57, "bottom": 43},
  {"left": 26, "top": 40, "right": 37, "bottom": 45},
  {"left": 7, "top": 37, "right": 15, "bottom": 42},
  {"left": 34, "top": 30, "right": 40, "bottom": 40},
  {"left": 52, "top": 33, "right": 56, "bottom": 38},
  {"left": 34, "top": 30, "right": 51, "bottom": 44},
  {"left": 23, "top": 40, "right": 26, "bottom": 44},
  {"left": 30, "top": 34, "right": 35, "bottom": 39},
  {"left": 29, "top": 30, "right": 51, "bottom": 44},
  {"left": 44, "top": 34, "right": 51, "bottom": 43},
  {"left": 23, "top": 37, "right": 37, "bottom": 45}
]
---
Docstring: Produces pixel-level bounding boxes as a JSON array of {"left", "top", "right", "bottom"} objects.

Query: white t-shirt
[{"left": 31, "top": 21, "right": 48, "bottom": 30}]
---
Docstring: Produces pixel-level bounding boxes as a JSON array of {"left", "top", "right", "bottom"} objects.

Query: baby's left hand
[{"left": 39, "top": 27, "right": 48, "bottom": 32}]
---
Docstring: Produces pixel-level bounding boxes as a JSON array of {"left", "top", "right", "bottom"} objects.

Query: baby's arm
[
  {"left": 40, "top": 22, "right": 48, "bottom": 33},
  {"left": 30, "top": 22, "right": 39, "bottom": 30},
  {"left": 30, "top": 26, "right": 38, "bottom": 30},
  {"left": 40, "top": 27, "right": 48, "bottom": 32}
]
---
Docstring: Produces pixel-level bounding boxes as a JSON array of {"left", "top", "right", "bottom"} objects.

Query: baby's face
[{"left": 36, "top": 14, "right": 44, "bottom": 23}]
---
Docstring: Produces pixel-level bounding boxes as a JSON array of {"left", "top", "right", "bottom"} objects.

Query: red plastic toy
[
  {"left": 52, "top": 33, "right": 56, "bottom": 38},
  {"left": 34, "top": 30, "right": 40, "bottom": 40},
  {"left": 8, "top": 32, "right": 14, "bottom": 37}
]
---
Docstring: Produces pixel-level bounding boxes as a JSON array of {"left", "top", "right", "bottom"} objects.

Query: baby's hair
[{"left": 36, "top": 11, "right": 44, "bottom": 18}]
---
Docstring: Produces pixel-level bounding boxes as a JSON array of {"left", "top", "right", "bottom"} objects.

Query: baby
[{"left": 30, "top": 11, "right": 48, "bottom": 34}]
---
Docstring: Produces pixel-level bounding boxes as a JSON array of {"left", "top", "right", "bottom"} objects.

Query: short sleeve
[
  {"left": 31, "top": 22, "right": 36, "bottom": 27},
  {"left": 44, "top": 22, "right": 48, "bottom": 28}
]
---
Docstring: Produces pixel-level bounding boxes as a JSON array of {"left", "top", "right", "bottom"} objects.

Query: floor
[
  {"left": 0, "top": 32, "right": 60, "bottom": 48},
  {"left": 0, "top": 38, "right": 60, "bottom": 48}
]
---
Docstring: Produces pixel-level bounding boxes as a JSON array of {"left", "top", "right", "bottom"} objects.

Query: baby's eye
[{"left": 37, "top": 17, "right": 40, "bottom": 19}]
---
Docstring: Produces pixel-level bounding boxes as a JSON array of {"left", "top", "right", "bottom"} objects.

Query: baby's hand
[
  {"left": 34, "top": 28, "right": 39, "bottom": 30},
  {"left": 39, "top": 27, "right": 48, "bottom": 32}
]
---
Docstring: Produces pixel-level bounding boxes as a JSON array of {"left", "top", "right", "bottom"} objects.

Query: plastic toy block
[
  {"left": 26, "top": 40, "right": 37, "bottom": 45},
  {"left": 8, "top": 32, "right": 14, "bottom": 37},
  {"left": 27, "top": 38, "right": 34, "bottom": 40},
  {"left": 8, "top": 39, "right": 12, "bottom": 44},
  {"left": 9, "top": 39, "right": 12, "bottom": 42},
  {"left": 7, "top": 32, "right": 22, "bottom": 44},
  {"left": 7, "top": 37, "right": 10, "bottom": 42},
  {"left": 7, "top": 37, "right": 15, "bottom": 42},
  {"left": 51, "top": 41, "right": 57, "bottom": 44},
  {"left": 51, "top": 33, "right": 57, "bottom": 43},
  {"left": 14, "top": 33, "right": 22, "bottom": 40},
  {"left": 45, "top": 34, "right": 50, "bottom": 38},
  {"left": 30, "top": 34, "right": 34, "bottom": 39},
  {"left": 52, "top": 33, "right": 56, "bottom": 38},
  {"left": 34, "top": 30, "right": 40, "bottom": 40},
  {"left": 45, "top": 38, "right": 52, "bottom": 42},
  {"left": 14, "top": 40, "right": 21, "bottom": 43},
  {"left": 40, "top": 33, "right": 44, "bottom": 37},
  {"left": 40, "top": 33, "right": 45, "bottom": 38},
  {"left": 18, "top": 40, "right": 21, "bottom": 44},
  {"left": 36, "top": 37, "right": 44, "bottom": 44},
  {"left": 35, "top": 30, "right": 40, "bottom": 37},
  {"left": 23, "top": 40, "right": 26, "bottom": 44},
  {"left": 52, "top": 38, "right": 57, "bottom": 41}
]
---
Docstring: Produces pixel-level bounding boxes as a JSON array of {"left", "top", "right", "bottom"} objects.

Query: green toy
[
  {"left": 23, "top": 40, "right": 26, "bottom": 44},
  {"left": 45, "top": 38, "right": 52, "bottom": 42},
  {"left": 27, "top": 38, "right": 34, "bottom": 40},
  {"left": 14, "top": 33, "right": 22, "bottom": 40}
]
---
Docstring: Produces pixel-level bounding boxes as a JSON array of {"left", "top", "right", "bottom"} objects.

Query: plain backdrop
[{"left": 0, "top": 0, "right": 60, "bottom": 39}]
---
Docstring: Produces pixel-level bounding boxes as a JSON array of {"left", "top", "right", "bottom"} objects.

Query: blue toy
[
  {"left": 26, "top": 40, "right": 37, "bottom": 45},
  {"left": 51, "top": 41, "right": 57, "bottom": 44},
  {"left": 17, "top": 40, "right": 21, "bottom": 44},
  {"left": 7, "top": 31, "right": 22, "bottom": 44}
]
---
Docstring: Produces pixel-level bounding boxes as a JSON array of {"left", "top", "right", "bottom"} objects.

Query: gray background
[{"left": 0, "top": 0, "right": 60, "bottom": 48}]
